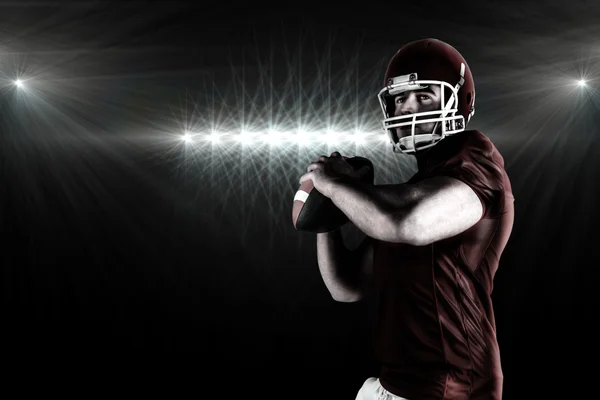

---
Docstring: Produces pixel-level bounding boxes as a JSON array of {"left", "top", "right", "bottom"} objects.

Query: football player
[{"left": 300, "top": 38, "right": 515, "bottom": 400}]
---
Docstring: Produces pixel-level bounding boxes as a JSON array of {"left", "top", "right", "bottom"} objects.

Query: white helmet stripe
[
  {"left": 455, "top": 63, "right": 466, "bottom": 91},
  {"left": 468, "top": 90, "right": 476, "bottom": 121},
  {"left": 444, "top": 63, "right": 466, "bottom": 117}
]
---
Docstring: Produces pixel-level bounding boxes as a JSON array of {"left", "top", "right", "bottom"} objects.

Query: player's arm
[
  {"left": 316, "top": 231, "right": 373, "bottom": 302},
  {"left": 328, "top": 176, "right": 483, "bottom": 246},
  {"left": 383, "top": 176, "right": 483, "bottom": 245}
]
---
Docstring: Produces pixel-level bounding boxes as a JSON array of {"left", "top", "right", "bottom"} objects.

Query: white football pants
[{"left": 355, "top": 377, "right": 409, "bottom": 400}]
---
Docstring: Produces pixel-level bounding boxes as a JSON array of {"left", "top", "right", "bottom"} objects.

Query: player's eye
[{"left": 418, "top": 95, "right": 432, "bottom": 101}]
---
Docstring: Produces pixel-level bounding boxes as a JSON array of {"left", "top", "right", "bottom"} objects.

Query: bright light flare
[
  {"left": 171, "top": 128, "right": 389, "bottom": 148},
  {"left": 577, "top": 79, "right": 587, "bottom": 87},
  {"left": 350, "top": 132, "right": 366, "bottom": 144},
  {"left": 236, "top": 131, "right": 260, "bottom": 145},
  {"left": 263, "top": 130, "right": 286, "bottom": 145},
  {"left": 295, "top": 133, "right": 314, "bottom": 147},
  {"left": 323, "top": 130, "right": 342, "bottom": 145},
  {"left": 206, "top": 132, "right": 221, "bottom": 143}
]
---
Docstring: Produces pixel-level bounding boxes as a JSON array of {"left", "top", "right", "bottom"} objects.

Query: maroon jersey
[{"left": 372, "top": 130, "right": 514, "bottom": 400}]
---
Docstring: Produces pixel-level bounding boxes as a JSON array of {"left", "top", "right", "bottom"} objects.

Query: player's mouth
[{"left": 397, "top": 127, "right": 427, "bottom": 136}]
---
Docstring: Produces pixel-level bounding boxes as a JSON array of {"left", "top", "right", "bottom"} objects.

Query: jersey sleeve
[{"left": 433, "top": 133, "right": 506, "bottom": 219}]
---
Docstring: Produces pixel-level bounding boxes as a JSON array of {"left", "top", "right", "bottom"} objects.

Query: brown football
[{"left": 292, "top": 156, "right": 374, "bottom": 233}]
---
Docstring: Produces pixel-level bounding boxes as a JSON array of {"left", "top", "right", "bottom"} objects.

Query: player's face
[{"left": 393, "top": 85, "right": 442, "bottom": 137}]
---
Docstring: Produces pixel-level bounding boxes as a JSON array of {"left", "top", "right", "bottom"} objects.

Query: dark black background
[{"left": 1, "top": 1, "right": 599, "bottom": 397}]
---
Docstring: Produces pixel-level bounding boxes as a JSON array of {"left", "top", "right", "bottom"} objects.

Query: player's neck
[{"left": 414, "top": 149, "right": 433, "bottom": 170}]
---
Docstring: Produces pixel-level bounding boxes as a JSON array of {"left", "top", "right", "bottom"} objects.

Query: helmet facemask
[{"left": 377, "top": 72, "right": 466, "bottom": 154}]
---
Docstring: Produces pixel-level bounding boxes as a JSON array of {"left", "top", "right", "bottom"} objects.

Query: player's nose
[{"left": 397, "top": 94, "right": 419, "bottom": 116}]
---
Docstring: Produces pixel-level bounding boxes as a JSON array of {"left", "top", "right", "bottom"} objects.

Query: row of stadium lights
[
  {"left": 180, "top": 131, "right": 390, "bottom": 145},
  {"left": 180, "top": 79, "right": 590, "bottom": 145}
]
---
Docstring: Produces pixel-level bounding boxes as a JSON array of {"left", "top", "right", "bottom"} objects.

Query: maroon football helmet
[{"left": 377, "top": 38, "right": 476, "bottom": 154}]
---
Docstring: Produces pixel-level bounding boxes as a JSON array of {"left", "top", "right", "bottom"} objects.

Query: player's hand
[{"left": 298, "top": 152, "right": 361, "bottom": 198}]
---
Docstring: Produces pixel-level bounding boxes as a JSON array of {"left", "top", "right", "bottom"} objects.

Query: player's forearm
[
  {"left": 326, "top": 180, "right": 419, "bottom": 244},
  {"left": 316, "top": 230, "right": 362, "bottom": 301},
  {"left": 326, "top": 180, "right": 400, "bottom": 242}
]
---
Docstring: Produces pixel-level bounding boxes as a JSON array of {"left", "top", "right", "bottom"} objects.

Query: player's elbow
[
  {"left": 385, "top": 211, "right": 427, "bottom": 246},
  {"left": 330, "top": 287, "right": 366, "bottom": 303},
  {"left": 332, "top": 292, "right": 364, "bottom": 303}
]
